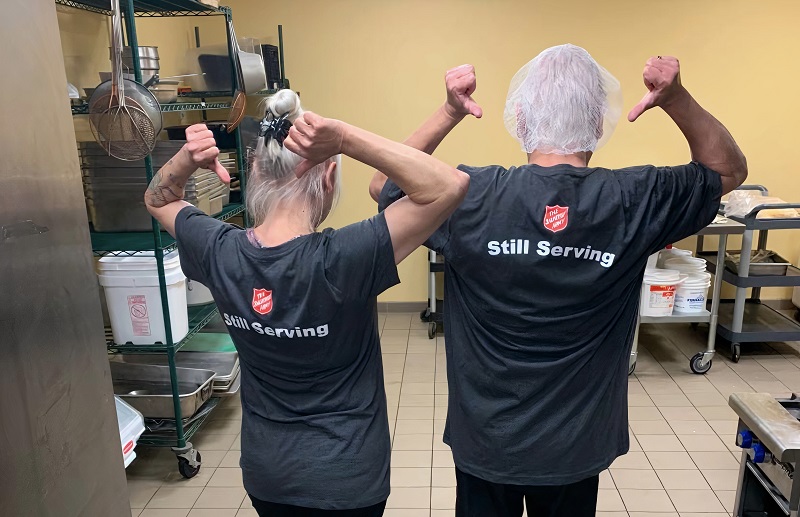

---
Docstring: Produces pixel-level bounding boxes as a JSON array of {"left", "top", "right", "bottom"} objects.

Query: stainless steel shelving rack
[
  {"left": 629, "top": 217, "right": 745, "bottom": 376},
  {"left": 699, "top": 187, "right": 800, "bottom": 363},
  {"left": 58, "top": 0, "right": 285, "bottom": 477}
]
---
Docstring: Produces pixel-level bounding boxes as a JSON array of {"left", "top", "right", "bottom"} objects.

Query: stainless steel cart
[
  {"left": 629, "top": 216, "right": 745, "bottom": 375},
  {"left": 420, "top": 250, "right": 445, "bottom": 338}
]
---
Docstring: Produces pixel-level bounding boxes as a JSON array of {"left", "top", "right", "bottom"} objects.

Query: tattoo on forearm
[{"left": 145, "top": 159, "right": 187, "bottom": 208}]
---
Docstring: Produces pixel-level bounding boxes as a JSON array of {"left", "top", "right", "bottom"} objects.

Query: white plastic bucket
[
  {"left": 674, "top": 272, "right": 712, "bottom": 313},
  {"left": 97, "top": 251, "right": 188, "bottom": 345},
  {"left": 641, "top": 269, "right": 684, "bottom": 317},
  {"left": 664, "top": 257, "right": 707, "bottom": 274},
  {"left": 657, "top": 248, "right": 692, "bottom": 268},
  {"left": 186, "top": 278, "right": 214, "bottom": 306}
]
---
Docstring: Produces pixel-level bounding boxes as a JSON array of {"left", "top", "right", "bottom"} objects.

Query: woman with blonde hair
[{"left": 145, "top": 89, "right": 469, "bottom": 516}]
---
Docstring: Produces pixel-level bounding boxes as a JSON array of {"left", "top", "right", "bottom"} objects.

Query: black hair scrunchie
[{"left": 258, "top": 113, "right": 292, "bottom": 147}]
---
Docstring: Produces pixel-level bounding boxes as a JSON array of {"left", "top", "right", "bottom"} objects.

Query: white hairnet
[{"left": 503, "top": 44, "right": 623, "bottom": 155}]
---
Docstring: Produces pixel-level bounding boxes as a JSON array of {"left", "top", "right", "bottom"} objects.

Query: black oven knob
[{"left": 736, "top": 430, "right": 753, "bottom": 448}]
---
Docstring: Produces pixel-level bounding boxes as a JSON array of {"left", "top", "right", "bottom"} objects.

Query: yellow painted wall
[{"left": 59, "top": 0, "right": 800, "bottom": 302}]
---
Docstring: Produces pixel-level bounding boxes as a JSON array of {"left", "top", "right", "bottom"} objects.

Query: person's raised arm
[
  {"left": 368, "top": 64, "right": 482, "bottom": 202},
  {"left": 628, "top": 56, "right": 747, "bottom": 195},
  {"left": 144, "top": 124, "right": 231, "bottom": 236},
  {"left": 285, "top": 112, "right": 469, "bottom": 264}
]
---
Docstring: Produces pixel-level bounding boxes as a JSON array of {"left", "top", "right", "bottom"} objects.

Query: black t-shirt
[
  {"left": 175, "top": 206, "right": 399, "bottom": 508},
  {"left": 379, "top": 162, "right": 722, "bottom": 485}
]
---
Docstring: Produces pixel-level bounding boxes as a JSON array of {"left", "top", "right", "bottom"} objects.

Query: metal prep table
[
  {"left": 729, "top": 392, "right": 800, "bottom": 517},
  {"left": 629, "top": 216, "right": 745, "bottom": 375}
]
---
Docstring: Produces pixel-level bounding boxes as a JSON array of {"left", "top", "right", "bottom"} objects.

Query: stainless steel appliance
[
  {"left": 730, "top": 393, "right": 800, "bottom": 517},
  {"left": 0, "top": 0, "right": 130, "bottom": 514}
]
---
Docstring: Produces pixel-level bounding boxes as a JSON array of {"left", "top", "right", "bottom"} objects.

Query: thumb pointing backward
[
  {"left": 627, "top": 92, "right": 654, "bottom": 122},
  {"left": 466, "top": 98, "right": 483, "bottom": 119}
]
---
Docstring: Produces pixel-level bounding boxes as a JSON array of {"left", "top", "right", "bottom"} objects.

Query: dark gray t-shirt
[
  {"left": 175, "top": 206, "right": 399, "bottom": 508},
  {"left": 380, "top": 162, "right": 721, "bottom": 485}
]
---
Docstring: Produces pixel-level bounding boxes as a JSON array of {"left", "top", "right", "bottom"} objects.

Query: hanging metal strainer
[{"left": 88, "top": 0, "right": 157, "bottom": 161}]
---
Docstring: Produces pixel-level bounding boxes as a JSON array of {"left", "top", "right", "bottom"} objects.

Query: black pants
[
  {"left": 455, "top": 467, "right": 599, "bottom": 517},
  {"left": 249, "top": 495, "right": 386, "bottom": 517}
]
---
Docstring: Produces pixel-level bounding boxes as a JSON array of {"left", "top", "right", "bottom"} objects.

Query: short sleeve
[
  {"left": 377, "top": 177, "right": 452, "bottom": 255},
  {"left": 617, "top": 162, "right": 723, "bottom": 254},
  {"left": 324, "top": 212, "right": 400, "bottom": 300},
  {"left": 174, "top": 206, "right": 231, "bottom": 285}
]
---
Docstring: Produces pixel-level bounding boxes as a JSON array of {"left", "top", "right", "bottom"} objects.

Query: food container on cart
[
  {"left": 96, "top": 250, "right": 188, "bottom": 345},
  {"left": 115, "top": 396, "right": 145, "bottom": 468},
  {"left": 725, "top": 250, "right": 792, "bottom": 276},
  {"left": 110, "top": 362, "right": 216, "bottom": 419},
  {"left": 640, "top": 269, "right": 684, "bottom": 317}
]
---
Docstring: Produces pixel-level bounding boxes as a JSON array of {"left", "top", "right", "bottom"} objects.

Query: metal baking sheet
[
  {"left": 110, "top": 362, "right": 216, "bottom": 419},
  {"left": 213, "top": 365, "right": 240, "bottom": 391},
  {"left": 213, "top": 369, "right": 241, "bottom": 398},
  {"left": 111, "top": 352, "right": 239, "bottom": 382}
]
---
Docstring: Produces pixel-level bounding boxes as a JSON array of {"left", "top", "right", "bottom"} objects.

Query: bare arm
[
  {"left": 144, "top": 125, "right": 230, "bottom": 236},
  {"left": 285, "top": 113, "right": 469, "bottom": 264},
  {"left": 369, "top": 64, "right": 482, "bottom": 202},
  {"left": 628, "top": 56, "right": 747, "bottom": 195}
]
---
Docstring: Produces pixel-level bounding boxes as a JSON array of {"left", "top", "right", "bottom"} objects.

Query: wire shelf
[
  {"left": 137, "top": 397, "right": 222, "bottom": 446},
  {"left": 56, "top": 0, "right": 228, "bottom": 16},
  {"left": 72, "top": 100, "right": 233, "bottom": 115},
  {"left": 107, "top": 302, "right": 219, "bottom": 353}
]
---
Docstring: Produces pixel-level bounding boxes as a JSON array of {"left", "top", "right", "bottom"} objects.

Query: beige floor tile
[
  {"left": 431, "top": 467, "right": 456, "bottom": 487},
  {"left": 667, "top": 489, "right": 726, "bottom": 513},
  {"left": 645, "top": 452, "right": 696, "bottom": 470},
  {"left": 192, "top": 487, "right": 246, "bottom": 509},
  {"left": 630, "top": 420, "right": 674, "bottom": 435},
  {"left": 706, "top": 420, "right": 737, "bottom": 436},
  {"left": 668, "top": 420, "right": 714, "bottom": 435},
  {"left": 239, "top": 496, "right": 253, "bottom": 509},
  {"left": 395, "top": 420, "right": 435, "bottom": 435},
  {"left": 629, "top": 431, "right": 642, "bottom": 452},
  {"left": 187, "top": 510, "right": 236, "bottom": 517},
  {"left": 219, "top": 450, "right": 240, "bottom": 469},
  {"left": 207, "top": 468, "right": 243, "bottom": 487},
  {"left": 434, "top": 383, "right": 448, "bottom": 395},
  {"left": 431, "top": 511, "right": 453, "bottom": 517},
  {"left": 599, "top": 470, "right": 615, "bottom": 489},
  {"left": 383, "top": 343, "right": 409, "bottom": 354},
  {"left": 629, "top": 407, "right": 665, "bottom": 421},
  {"left": 235, "top": 509, "right": 258, "bottom": 517},
  {"left": 202, "top": 419, "right": 242, "bottom": 434},
  {"left": 139, "top": 511, "right": 190, "bottom": 517},
  {"left": 690, "top": 452, "right": 740, "bottom": 470},
  {"left": 392, "top": 451, "right": 432, "bottom": 468},
  {"left": 677, "top": 434, "right": 729, "bottom": 452},
  {"left": 401, "top": 383, "right": 436, "bottom": 395},
  {"left": 384, "top": 314, "right": 413, "bottom": 329},
  {"left": 696, "top": 406, "right": 738, "bottom": 421},
  {"left": 659, "top": 407, "right": 704, "bottom": 421},
  {"left": 650, "top": 394, "right": 693, "bottom": 407},
  {"left": 685, "top": 391, "right": 729, "bottom": 406},
  {"left": 656, "top": 469, "right": 710, "bottom": 490},
  {"left": 700, "top": 469, "right": 739, "bottom": 491},
  {"left": 434, "top": 406, "right": 448, "bottom": 420},
  {"left": 393, "top": 434, "right": 433, "bottom": 451},
  {"left": 611, "top": 451, "right": 652, "bottom": 469},
  {"left": 129, "top": 483, "right": 159, "bottom": 509},
  {"left": 132, "top": 510, "right": 143, "bottom": 517},
  {"left": 146, "top": 488, "right": 203, "bottom": 509},
  {"left": 628, "top": 513, "right": 678, "bottom": 517},
  {"left": 628, "top": 393, "right": 655, "bottom": 406},
  {"left": 386, "top": 487, "right": 430, "bottom": 509},
  {"left": 192, "top": 433, "right": 238, "bottom": 451},
  {"left": 596, "top": 513, "right": 628, "bottom": 517},
  {"left": 397, "top": 407, "right": 435, "bottom": 420},
  {"left": 619, "top": 489, "right": 676, "bottom": 512},
  {"left": 611, "top": 468, "right": 663, "bottom": 489},
  {"left": 160, "top": 467, "right": 215, "bottom": 488},
  {"left": 714, "top": 490, "right": 736, "bottom": 512},
  {"left": 230, "top": 434, "right": 241, "bottom": 450},
  {"left": 432, "top": 450, "right": 454, "bottom": 469},
  {"left": 432, "top": 439, "right": 451, "bottom": 451},
  {"left": 596, "top": 489, "right": 626, "bottom": 512},
  {"left": 391, "top": 467, "right": 432, "bottom": 487},
  {"left": 637, "top": 434, "right": 685, "bottom": 452},
  {"left": 431, "top": 487, "right": 456, "bottom": 509},
  {"left": 434, "top": 395, "right": 448, "bottom": 407},
  {"left": 677, "top": 514, "right": 729, "bottom": 517},
  {"left": 433, "top": 420, "right": 446, "bottom": 435},
  {"left": 384, "top": 510, "right": 431, "bottom": 517}
]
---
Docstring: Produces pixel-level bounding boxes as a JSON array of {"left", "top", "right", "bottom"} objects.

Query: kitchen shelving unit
[
  {"left": 629, "top": 217, "right": 745, "bottom": 376},
  {"left": 699, "top": 187, "right": 800, "bottom": 363},
  {"left": 58, "top": 0, "right": 286, "bottom": 477}
]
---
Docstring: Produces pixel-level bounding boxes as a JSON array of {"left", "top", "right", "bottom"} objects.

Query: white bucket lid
[{"left": 97, "top": 250, "right": 181, "bottom": 272}]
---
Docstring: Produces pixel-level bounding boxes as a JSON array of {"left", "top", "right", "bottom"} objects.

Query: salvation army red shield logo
[
  {"left": 252, "top": 288, "right": 273, "bottom": 315},
  {"left": 543, "top": 205, "right": 569, "bottom": 233}
]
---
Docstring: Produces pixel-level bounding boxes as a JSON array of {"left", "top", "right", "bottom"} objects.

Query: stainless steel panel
[
  {"left": 729, "top": 393, "right": 800, "bottom": 462},
  {"left": 0, "top": 1, "right": 130, "bottom": 515}
]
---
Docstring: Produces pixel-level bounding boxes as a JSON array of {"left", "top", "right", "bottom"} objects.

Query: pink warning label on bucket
[{"left": 128, "top": 295, "right": 151, "bottom": 336}]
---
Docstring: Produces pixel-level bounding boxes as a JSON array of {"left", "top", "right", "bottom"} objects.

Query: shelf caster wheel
[
  {"left": 428, "top": 322, "right": 437, "bottom": 339},
  {"left": 731, "top": 343, "right": 741, "bottom": 363},
  {"left": 628, "top": 361, "right": 636, "bottom": 376},
  {"left": 175, "top": 448, "right": 201, "bottom": 479},
  {"left": 420, "top": 308, "right": 431, "bottom": 322},
  {"left": 689, "top": 353, "right": 712, "bottom": 374}
]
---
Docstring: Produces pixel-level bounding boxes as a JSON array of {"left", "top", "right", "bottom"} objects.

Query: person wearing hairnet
[{"left": 370, "top": 45, "right": 747, "bottom": 516}]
